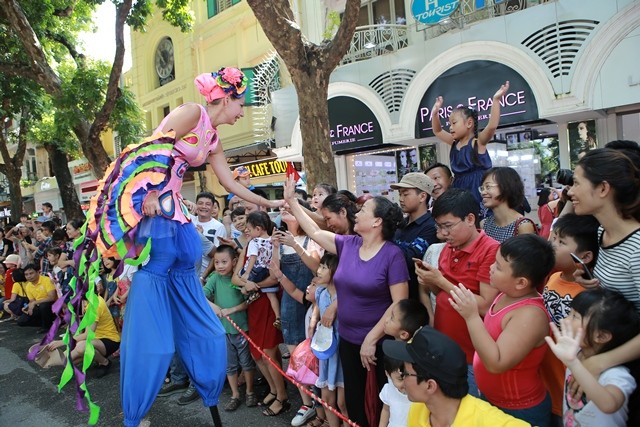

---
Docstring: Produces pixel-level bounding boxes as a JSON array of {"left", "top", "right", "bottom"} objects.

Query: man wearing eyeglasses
[
  {"left": 383, "top": 326, "right": 530, "bottom": 426},
  {"left": 414, "top": 188, "right": 500, "bottom": 398}
]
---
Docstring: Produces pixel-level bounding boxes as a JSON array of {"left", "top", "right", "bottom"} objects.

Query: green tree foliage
[{"left": 0, "top": 0, "right": 190, "bottom": 216}]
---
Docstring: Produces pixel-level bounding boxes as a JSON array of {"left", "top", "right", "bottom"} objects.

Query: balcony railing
[{"left": 340, "top": 24, "right": 409, "bottom": 65}]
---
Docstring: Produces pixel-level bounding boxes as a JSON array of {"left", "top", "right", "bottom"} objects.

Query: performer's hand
[
  {"left": 267, "top": 199, "right": 285, "bottom": 209},
  {"left": 143, "top": 191, "right": 161, "bottom": 216}
]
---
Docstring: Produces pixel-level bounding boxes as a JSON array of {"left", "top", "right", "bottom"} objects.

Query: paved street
[{"left": 0, "top": 319, "right": 300, "bottom": 427}]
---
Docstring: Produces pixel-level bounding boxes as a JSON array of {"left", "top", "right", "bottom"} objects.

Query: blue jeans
[
  {"left": 487, "top": 393, "right": 552, "bottom": 427},
  {"left": 467, "top": 364, "right": 480, "bottom": 397},
  {"left": 279, "top": 247, "right": 315, "bottom": 345}
]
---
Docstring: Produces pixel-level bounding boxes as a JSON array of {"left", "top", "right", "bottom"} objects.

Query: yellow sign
[{"left": 247, "top": 160, "right": 289, "bottom": 178}]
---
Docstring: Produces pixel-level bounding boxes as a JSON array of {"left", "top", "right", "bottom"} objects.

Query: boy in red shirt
[{"left": 450, "top": 234, "right": 555, "bottom": 427}]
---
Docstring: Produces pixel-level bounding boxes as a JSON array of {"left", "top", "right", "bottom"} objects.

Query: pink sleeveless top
[
  {"left": 153, "top": 103, "right": 219, "bottom": 224},
  {"left": 473, "top": 292, "right": 550, "bottom": 410}
]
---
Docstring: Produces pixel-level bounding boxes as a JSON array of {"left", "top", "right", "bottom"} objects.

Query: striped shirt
[{"left": 594, "top": 226, "right": 640, "bottom": 312}]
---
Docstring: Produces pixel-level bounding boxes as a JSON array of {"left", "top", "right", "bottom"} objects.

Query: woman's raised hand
[{"left": 283, "top": 175, "right": 297, "bottom": 202}]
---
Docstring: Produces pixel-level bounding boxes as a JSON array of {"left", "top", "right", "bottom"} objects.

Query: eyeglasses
[
  {"left": 400, "top": 371, "right": 419, "bottom": 380},
  {"left": 478, "top": 183, "right": 499, "bottom": 193},
  {"left": 434, "top": 219, "right": 463, "bottom": 233}
]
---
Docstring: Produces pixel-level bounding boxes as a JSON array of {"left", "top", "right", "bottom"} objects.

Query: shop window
[
  {"left": 358, "top": 0, "right": 406, "bottom": 26},
  {"left": 207, "top": 0, "right": 241, "bottom": 19},
  {"left": 23, "top": 148, "right": 37, "bottom": 182},
  {"left": 618, "top": 111, "right": 640, "bottom": 142}
]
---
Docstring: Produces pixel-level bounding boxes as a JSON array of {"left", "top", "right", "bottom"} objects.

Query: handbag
[{"left": 28, "top": 343, "right": 66, "bottom": 368}]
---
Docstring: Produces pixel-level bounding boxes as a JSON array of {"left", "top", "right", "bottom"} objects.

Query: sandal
[
  {"left": 262, "top": 398, "right": 290, "bottom": 416},
  {"left": 245, "top": 392, "right": 258, "bottom": 407},
  {"left": 257, "top": 391, "right": 276, "bottom": 407},
  {"left": 273, "top": 317, "right": 282, "bottom": 330},
  {"left": 224, "top": 396, "right": 242, "bottom": 412}
]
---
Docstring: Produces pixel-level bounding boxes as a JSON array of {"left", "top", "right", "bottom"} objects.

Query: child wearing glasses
[{"left": 449, "top": 234, "right": 555, "bottom": 427}]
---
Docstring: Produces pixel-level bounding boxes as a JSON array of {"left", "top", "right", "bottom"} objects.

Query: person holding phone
[
  {"left": 414, "top": 188, "right": 500, "bottom": 397},
  {"left": 541, "top": 214, "right": 600, "bottom": 423}
]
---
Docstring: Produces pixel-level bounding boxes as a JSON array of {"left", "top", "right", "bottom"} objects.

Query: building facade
[
  {"left": 273, "top": 0, "right": 640, "bottom": 202},
  {"left": 124, "top": 0, "right": 292, "bottom": 202}
]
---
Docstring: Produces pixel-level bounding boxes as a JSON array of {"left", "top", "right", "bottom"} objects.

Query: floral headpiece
[
  {"left": 211, "top": 67, "right": 248, "bottom": 99},
  {"left": 194, "top": 67, "right": 248, "bottom": 103}
]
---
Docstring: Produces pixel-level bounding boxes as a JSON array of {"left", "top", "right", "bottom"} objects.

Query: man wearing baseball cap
[
  {"left": 390, "top": 172, "right": 438, "bottom": 301},
  {"left": 383, "top": 327, "right": 530, "bottom": 426}
]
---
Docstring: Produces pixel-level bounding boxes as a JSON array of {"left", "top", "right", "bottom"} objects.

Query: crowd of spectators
[{"left": 2, "top": 140, "right": 640, "bottom": 427}]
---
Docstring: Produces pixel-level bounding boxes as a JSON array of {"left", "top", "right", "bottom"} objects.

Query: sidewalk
[{"left": 0, "top": 318, "right": 298, "bottom": 426}]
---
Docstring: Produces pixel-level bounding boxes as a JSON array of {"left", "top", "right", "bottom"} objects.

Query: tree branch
[
  {"left": 0, "top": 62, "right": 41, "bottom": 82},
  {"left": 246, "top": 0, "right": 308, "bottom": 69},
  {"left": 89, "top": 0, "right": 132, "bottom": 144},
  {"left": 0, "top": 0, "right": 62, "bottom": 96},
  {"left": 46, "top": 31, "right": 86, "bottom": 65},
  {"left": 320, "top": 0, "right": 360, "bottom": 71}
]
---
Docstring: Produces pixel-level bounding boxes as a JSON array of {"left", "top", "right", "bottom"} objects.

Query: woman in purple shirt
[{"left": 283, "top": 177, "right": 409, "bottom": 426}]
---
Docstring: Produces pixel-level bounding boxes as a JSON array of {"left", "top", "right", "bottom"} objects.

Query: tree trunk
[
  {"left": 246, "top": 0, "right": 361, "bottom": 189},
  {"left": 44, "top": 144, "right": 84, "bottom": 220},
  {"left": 76, "top": 120, "right": 112, "bottom": 177},
  {"left": 292, "top": 72, "right": 335, "bottom": 190},
  {"left": 6, "top": 166, "right": 24, "bottom": 223},
  {"left": 198, "top": 171, "right": 208, "bottom": 193}
]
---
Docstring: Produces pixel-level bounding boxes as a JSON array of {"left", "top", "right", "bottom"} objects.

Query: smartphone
[
  {"left": 570, "top": 253, "right": 593, "bottom": 280},
  {"left": 412, "top": 258, "right": 428, "bottom": 270}
]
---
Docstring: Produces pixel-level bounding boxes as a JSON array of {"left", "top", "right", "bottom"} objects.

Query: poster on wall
[
  {"left": 418, "top": 144, "right": 438, "bottom": 171},
  {"left": 568, "top": 120, "right": 597, "bottom": 167},
  {"left": 395, "top": 148, "right": 420, "bottom": 179}
]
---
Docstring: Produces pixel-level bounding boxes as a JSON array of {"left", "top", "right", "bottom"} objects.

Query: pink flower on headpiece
[{"left": 220, "top": 68, "right": 244, "bottom": 86}]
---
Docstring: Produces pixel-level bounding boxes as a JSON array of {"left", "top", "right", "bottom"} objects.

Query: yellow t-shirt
[
  {"left": 12, "top": 282, "right": 28, "bottom": 297},
  {"left": 93, "top": 296, "right": 121, "bottom": 343},
  {"left": 25, "top": 275, "right": 55, "bottom": 301},
  {"left": 407, "top": 395, "right": 531, "bottom": 427}
]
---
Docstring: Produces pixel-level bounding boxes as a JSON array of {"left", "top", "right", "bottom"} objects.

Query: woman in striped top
[{"left": 566, "top": 148, "right": 640, "bottom": 422}]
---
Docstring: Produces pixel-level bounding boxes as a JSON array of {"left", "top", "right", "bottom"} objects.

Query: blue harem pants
[{"left": 120, "top": 217, "right": 226, "bottom": 427}]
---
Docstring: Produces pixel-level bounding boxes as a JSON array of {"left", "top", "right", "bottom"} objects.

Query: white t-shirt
[
  {"left": 563, "top": 366, "right": 636, "bottom": 427},
  {"left": 190, "top": 215, "right": 227, "bottom": 270},
  {"left": 280, "top": 235, "right": 322, "bottom": 257},
  {"left": 379, "top": 379, "right": 412, "bottom": 427}
]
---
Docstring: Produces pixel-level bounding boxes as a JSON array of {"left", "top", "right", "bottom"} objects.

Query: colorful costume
[
  {"left": 30, "top": 104, "right": 226, "bottom": 426},
  {"left": 28, "top": 67, "right": 247, "bottom": 426}
]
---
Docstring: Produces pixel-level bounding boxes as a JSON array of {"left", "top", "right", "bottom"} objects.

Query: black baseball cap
[{"left": 383, "top": 326, "right": 467, "bottom": 386}]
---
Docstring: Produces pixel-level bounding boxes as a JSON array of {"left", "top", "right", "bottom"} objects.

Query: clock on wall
[{"left": 155, "top": 37, "right": 175, "bottom": 86}]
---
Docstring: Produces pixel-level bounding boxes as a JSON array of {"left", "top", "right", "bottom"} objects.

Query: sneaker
[
  {"left": 177, "top": 387, "right": 200, "bottom": 405},
  {"left": 157, "top": 381, "right": 189, "bottom": 397},
  {"left": 95, "top": 360, "right": 111, "bottom": 378},
  {"left": 291, "top": 405, "right": 316, "bottom": 427}
]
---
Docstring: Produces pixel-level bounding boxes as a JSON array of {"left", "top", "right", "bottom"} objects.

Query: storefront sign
[
  {"left": 246, "top": 160, "right": 289, "bottom": 178},
  {"left": 415, "top": 61, "right": 539, "bottom": 139},
  {"left": 69, "top": 158, "right": 97, "bottom": 185},
  {"left": 411, "top": 0, "right": 461, "bottom": 25},
  {"left": 329, "top": 97, "right": 383, "bottom": 153}
]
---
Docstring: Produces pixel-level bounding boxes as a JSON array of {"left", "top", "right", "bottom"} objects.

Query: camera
[{"left": 557, "top": 169, "right": 574, "bottom": 186}]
